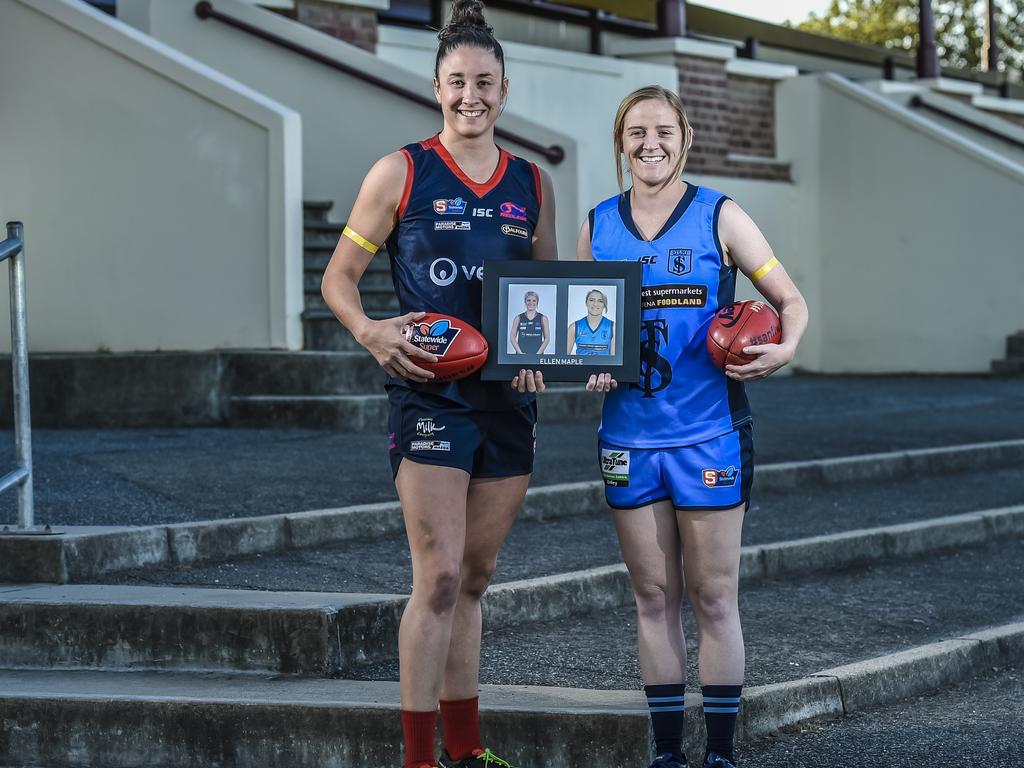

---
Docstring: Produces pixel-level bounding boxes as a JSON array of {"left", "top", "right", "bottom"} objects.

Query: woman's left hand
[
  {"left": 511, "top": 369, "right": 545, "bottom": 393},
  {"left": 585, "top": 373, "right": 617, "bottom": 393},
  {"left": 725, "top": 343, "right": 794, "bottom": 381}
]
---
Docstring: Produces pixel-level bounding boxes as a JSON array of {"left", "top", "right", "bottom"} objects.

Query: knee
[
  {"left": 420, "top": 566, "right": 462, "bottom": 615},
  {"left": 632, "top": 580, "right": 677, "bottom": 624},
  {"left": 460, "top": 559, "right": 497, "bottom": 601},
  {"left": 688, "top": 581, "right": 737, "bottom": 626}
]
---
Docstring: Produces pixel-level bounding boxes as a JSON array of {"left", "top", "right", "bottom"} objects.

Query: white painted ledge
[
  {"left": 726, "top": 153, "right": 789, "bottom": 166},
  {"left": 726, "top": 59, "right": 798, "bottom": 81},
  {"left": 862, "top": 80, "right": 924, "bottom": 95},
  {"left": 917, "top": 77, "right": 984, "bottom": 96},
  {"left": 973, "top": 94, "right": 1024, "bottom": 116},
  {"left": 610, "top": 36, "right": 735, "bottom": 62},
  {"left": 254, "top": 0, "right": 389, "bottom": 9}
]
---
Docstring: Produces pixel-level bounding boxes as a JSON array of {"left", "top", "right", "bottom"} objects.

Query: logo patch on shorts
[
  {"left": 601, "top": 449, "right": 630, "bottom": 487},
  {"left": 410, "top": 440, "right": 451, "bottom": 452},
  {"left": 703, "top": 466, "right": 738, "bottom": 488},
  {"left": 416, "top": 418, "right": 445, "bottom": 437}
]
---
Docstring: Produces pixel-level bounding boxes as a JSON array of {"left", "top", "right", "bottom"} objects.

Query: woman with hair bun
[{"left": 321, "top": 2, "right": 556, "bottom": 767}]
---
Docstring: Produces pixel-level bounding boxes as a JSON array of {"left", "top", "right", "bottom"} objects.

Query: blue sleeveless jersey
[
  {"left": 385, "top": 136, "right": 542, "bottom": 409},
  {"left": 592, "top": 185, "right": 751, "bottom": 447},
  {"left": 574, "top": 316, "right": 613, "bottom": 355}
]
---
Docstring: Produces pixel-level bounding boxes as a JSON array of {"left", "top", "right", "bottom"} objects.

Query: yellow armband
[
  {"left": 343, "top": 225, "right": 380, "bottom": 255},
  {"left": 751, "top": 256, "right": 779, "bottom": 282}
]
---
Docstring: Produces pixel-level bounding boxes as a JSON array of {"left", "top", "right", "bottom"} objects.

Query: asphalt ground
[
  {"left": 97, "top": 463, "right": 1024, "bottom": 593},
  {"left": 348, "top": 538, "right": 1024, "bottom": 689},
  {"left": 742, "top": 666, "right": 1022, "bottom": 768},
  {"left": 0, "top": 376, "right": 1021, "bottom": 528}
]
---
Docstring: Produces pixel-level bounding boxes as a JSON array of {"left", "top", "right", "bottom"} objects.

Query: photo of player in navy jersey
[
  {"left": 508, "top": 286, "right": 552, "bottom": 355},
  {"left": 567, "top": 287, "right": 616, "bottom": 355}
]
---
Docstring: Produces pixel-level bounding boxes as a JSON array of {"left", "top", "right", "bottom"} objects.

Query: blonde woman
[{"left": 578, "top": 86, "right": 807, "bottom": 768}]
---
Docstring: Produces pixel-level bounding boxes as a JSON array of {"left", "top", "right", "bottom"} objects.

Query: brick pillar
[
  {"left": 674, "top": 53, "right": 732, "bottom": 176},
  {"left": 291, "top": 0, "right": 377, "bottom": 52}
]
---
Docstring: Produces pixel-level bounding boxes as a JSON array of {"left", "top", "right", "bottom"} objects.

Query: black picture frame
[{"left": 481, "top": 260, "right": 641, "bottom": 383}]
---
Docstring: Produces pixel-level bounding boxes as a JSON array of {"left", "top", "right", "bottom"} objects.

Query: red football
[
  {"left": 402, "top": 313, "right": 489, "bottom": 382},
  {"left": 706, "top": 300, "right": 781, "bottom": 371}
]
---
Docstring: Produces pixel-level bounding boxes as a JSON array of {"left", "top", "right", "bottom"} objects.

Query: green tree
[{"left": 793, "top": 1, "right": 1023, "bottom": 80}]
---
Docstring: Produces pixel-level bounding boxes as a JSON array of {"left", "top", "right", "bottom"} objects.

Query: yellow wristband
[
  {"left": 751, "top": 256, "right": 779, "bottom": 282},
  {"left": 343, "top": 225, "right": 380, "bottom": 255}
]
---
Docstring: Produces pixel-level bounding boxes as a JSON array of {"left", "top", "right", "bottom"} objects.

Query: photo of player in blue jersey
[
  {"left": 508, "top": 287, "right": 551, "bottom": 355},
  {"left": 567, "top": 287, "right": 616, "bottom": 355},
  {"left": 578, "top": 85, "right": 808, "bottom": 768}
]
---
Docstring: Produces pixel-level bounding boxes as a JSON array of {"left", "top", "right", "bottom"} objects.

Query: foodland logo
[{"left": 407, "top": 318, "right": 461, "bottom": 357}]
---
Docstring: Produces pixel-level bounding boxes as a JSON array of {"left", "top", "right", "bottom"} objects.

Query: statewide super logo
[
  {"left": 601, "top": 449, "right": 630, "bottom": 487},
  {"left": 703, "top": 466, "right": 739, "bottom": 488},
  {"left": 500, "top": 201, "right": 528, "bottom": 221},
  {"left": 406, "top": 318, "right": 462, "bottom": 357},
  {"left": 434, "top": 197, "right": 467, "bottom": 215}
]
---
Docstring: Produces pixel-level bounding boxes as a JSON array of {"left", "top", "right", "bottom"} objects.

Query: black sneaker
[
  {"left": 702, "top": 751, "right": 736, "bottom": 768},
  {"left": 438, "top": 748, "right": 516, "bottom": 768},
  {"left": 649, "top": 752, "right": 688, "bottom": 768}
]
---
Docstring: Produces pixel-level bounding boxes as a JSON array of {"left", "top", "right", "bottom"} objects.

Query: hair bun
[{"left": 441, "top": 0, "right": 492, "bottom": 39}]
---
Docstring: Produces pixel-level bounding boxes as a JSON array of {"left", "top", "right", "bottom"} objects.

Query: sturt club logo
[
  {"left": 668, "top": 248, "right": 692, "bottom": 276},
  {"left": 405, "top": 318, "right": 461, "bottom": 357},
  {"left": 703, "top": 466, "right": 739, "bottom": 488},
  {"left": 631, "top": 319, "right": 672, "bottom": 398}
]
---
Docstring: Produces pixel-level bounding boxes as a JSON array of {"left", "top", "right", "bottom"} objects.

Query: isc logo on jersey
[
  {"left": 407, "top": 318, "right": 461, "bottom": 357},
  {"left": 703, "top": 466, "right": 738, "bottom": 488},
  {"left": 434, "top": 197, "right": 467, "bottom": 215}
]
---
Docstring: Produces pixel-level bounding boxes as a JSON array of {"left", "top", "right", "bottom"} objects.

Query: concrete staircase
[{"left": 992, "top": 330, "right": 1024, "bottom": 376}]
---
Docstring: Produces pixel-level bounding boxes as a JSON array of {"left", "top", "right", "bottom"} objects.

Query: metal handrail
[
  {"left": 193, "top": 1, "right": 566, "bottom": 165},
  {"left": 0, "top": 222, "right": 34, "bottom": 531},
  {"left": 909, "top": 95, "right": 1024, "bottom": 152}
]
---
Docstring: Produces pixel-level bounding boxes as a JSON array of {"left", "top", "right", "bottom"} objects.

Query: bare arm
[
  {"left": 539, "top": 314, "right": 550, "bottom": 354},
  {"left": 576, "top": 216, "right": 593, "bottom": 261},
  {"left": 321, "top": 152, "right": 436, "bottom": 382},
  {"left": 510, "top": 314, "right": 523, "bottom": 354},
  {"left": 531, "top": 168, "right": 558, "bottom": 261},
  {"left": 718, "top": 199, "right": 809, "bottom": 381}
]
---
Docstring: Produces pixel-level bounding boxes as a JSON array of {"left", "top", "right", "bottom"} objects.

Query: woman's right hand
[
  {"left": 585, "top": 373, "right": 617, "bottom": 393},
  {"left": 357, "top": 311, "right": 437, "bottom": 383}
]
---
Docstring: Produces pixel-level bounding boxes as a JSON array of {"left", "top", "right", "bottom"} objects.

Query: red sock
[
  {"left": 401, "top": 709, "right": 437, "bottom": 768},
  {"left": 440, "top": 696, "right": 482, "bottom": 761}
]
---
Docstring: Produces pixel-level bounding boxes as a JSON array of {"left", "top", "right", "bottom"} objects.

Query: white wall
[
  {"left": 778, "top": 74, "right": 1024, "bottom": 373},
  {"left": 377, "top": 25, "right": 678, "bottom": 240},
  {"left": 120, "top": 0, "right": 580, "bottom": 258},
  {"left": 0, "top": 0, "right": 303, "bottom": 352}
]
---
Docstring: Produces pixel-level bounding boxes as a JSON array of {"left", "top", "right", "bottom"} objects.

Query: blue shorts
[
  {"left": 599, "top": 424, "right": 753, "bottom": 511},
  {"left": 387, "top": 386, "right": 537, "bottom": 479}
]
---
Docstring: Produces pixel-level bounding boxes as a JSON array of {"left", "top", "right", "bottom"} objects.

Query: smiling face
[
  {"left": 524, "top": 293, "right": 539, "bottom": 311},
  {"left": 585, "top": 290, "right": 607, "bottom": 316},
  {"left": 434, "top": 45, "right": 507, "bottom": 139},
  {"left": 622, "top": 98, "right": 687, "bottom": 190}
]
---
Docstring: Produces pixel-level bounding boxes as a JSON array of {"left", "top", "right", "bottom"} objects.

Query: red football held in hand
[
  {"left": 403, "top": 313, "right": 489, "bottom": 382},
  {"left": 706, "top": 300, "right": 782, "bottom": 371}
]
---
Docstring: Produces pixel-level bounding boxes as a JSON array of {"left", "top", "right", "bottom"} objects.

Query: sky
[{"left": 695, "top": 1, "right": 835, "bottom": 26}]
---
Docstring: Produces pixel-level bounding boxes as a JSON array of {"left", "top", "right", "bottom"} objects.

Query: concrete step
[
  {"left": 224, "top": 351, "right": 383, "bottom": 396},
  {"left": 5, "top": 512, "right": 1021, "bottom": 678},
  {"left": 2, "top": 621, "right": 1020, "bottom": 768},
  {"left": 302, "top": 200, "right": 333, "bottom": 223},
  {"left": 303, "top": 308, "right": 391, "bottom": 351},
  {"left": 6, "top": 439, "right": 1023, "bottom": 583},
  {"left": 1007, "top": 331, "right": 1024, "bottom": 357},
  {"left": 226, "top": 385, "right": 600, "bottom": 429},
  {"left": 992, "top": 356, "right": 1024, "bottom": 376}
]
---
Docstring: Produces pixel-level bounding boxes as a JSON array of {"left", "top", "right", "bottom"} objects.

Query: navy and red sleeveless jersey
[{"left": 385, "top": 135, "right": 542, "bottom": 410}]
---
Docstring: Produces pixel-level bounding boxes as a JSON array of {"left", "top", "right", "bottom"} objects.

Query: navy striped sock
[
  {"left": 701, "top": 684, "right": 742, "bottom": 763},
  {"left": 645, "top": 683, "right": 686, "bottom": 762}
]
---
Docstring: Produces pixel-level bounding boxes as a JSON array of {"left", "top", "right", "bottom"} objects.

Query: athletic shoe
[
  {"left": 649, "top": 752, "right": 688, "bottom": 768},
  {"left": 702, "top": 751, "right": 736, "bottom": 768},
  {"left": 438, "top": 747, "right": 516, "bottom": 768}
]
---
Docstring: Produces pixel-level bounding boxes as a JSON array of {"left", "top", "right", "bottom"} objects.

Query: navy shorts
[
  {"left": 387, "top": 387, "right": 537, "bottom": 479},
  {"left": 599, "top": 423, "right": 754, "bottom": 511}
]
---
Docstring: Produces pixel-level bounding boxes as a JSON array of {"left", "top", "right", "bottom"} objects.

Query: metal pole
[
  {"left": 7, "top": 222, "right": 33, "bottom": 529},
  {"left": 982, "top": 0, "right": 999, "bottom": 72},
  {"left": 658, "top": 0, "right": 686, "bottom": 37},
  {"left": 917, "top": 0, "right": 939, "bottom": 78}
]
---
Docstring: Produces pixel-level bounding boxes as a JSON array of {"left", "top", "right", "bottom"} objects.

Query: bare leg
[
  {"left": 679, "top": 504, "right": 746, "bottom": 684},
  {"left": 396, "top": 460, "right": 471, "bottom": 710},
  {"left": 613, "top": 500, "right": 687, "bottom": 684},
  {"left": 441, "top": 473, "right": 531, "bottom": 700}
]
